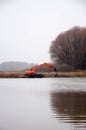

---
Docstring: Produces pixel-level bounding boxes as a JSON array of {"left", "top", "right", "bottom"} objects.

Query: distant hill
[{"left": 0, "top": 62, "right": 34, "bottom": 71}]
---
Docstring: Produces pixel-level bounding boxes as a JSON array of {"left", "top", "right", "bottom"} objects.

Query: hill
[{"left": 0, "top": 62, "right": 34, "bottom": 71}]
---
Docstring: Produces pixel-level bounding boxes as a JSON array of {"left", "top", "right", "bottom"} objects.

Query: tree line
[{"left": 49, "top": 26, "right": 86, "bottom": 70}]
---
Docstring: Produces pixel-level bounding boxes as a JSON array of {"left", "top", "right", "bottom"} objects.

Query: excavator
[{"left": 24, "top": 62, "right": 56, "bottom": 78}]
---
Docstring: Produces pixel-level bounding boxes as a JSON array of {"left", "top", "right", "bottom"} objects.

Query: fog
[{"left": 0, "top": 0, "right": 86, "bottom": 63}]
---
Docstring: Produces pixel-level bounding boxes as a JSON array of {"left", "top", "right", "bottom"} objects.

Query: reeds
[
  {"left": 0, "top": 71, "right": 86, "bottom": 78},
  {"left": 0, "top": 71, "right": 24, "bottom": 78},
  {"left": 38, "top": 71, "right": 86, "bottom": 77}
]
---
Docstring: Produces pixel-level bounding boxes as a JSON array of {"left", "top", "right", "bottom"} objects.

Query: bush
[
  {"left": 35, "top": 66, "right": 54, "bottom": 72},
  {"left": 56, "top": 64, "right": 73, "bottom": 72}
]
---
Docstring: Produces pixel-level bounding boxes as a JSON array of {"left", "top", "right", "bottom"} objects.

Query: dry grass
[
  {"left": 0, "top": 71, "right": 24, "bottom": 78},
  {"left": 38, "top": 71, "right": 86, "bottom": 77},
  {"left": 57, "top": 71, "right": 86, "bottom": 77},
  {"left": 0, "top": 71, "right": 86, "bottom": 78}
]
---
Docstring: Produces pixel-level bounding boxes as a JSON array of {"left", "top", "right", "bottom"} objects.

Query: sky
[{"left": 0, "top": 0, "right": 86, "bottom": 64}]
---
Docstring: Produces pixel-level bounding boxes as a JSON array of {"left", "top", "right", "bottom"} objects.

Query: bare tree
[{"left": 49, "top": 26, "right": 86, "bottom": 70}]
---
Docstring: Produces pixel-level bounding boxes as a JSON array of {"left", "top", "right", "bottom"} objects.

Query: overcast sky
[{"left": 0, "top": 0, "right": 86, "bottom": 64}]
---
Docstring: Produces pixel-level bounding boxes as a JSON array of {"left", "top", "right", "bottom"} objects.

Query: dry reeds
[{"left": 0, "top": 71, "right": 86, "bottom": 78}]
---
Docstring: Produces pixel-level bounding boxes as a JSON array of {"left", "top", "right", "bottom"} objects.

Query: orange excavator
[{"left": 24, "top": 62, "right": 56, "bottom": 78}]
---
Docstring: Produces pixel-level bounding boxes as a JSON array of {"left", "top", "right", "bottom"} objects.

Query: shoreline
[{"left": 0, "top": 71, "right": 86, "bottom": 78}]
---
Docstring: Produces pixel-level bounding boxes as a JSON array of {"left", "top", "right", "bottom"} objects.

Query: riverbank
[{"left": 0, "top": 71, "right": 86, "bottom": 78}]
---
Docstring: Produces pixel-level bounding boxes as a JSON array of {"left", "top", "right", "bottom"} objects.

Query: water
[{"left": 0, "top": 78, "right": 86, "bottom": 130}]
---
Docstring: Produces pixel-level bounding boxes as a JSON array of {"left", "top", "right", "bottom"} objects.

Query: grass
[
  {"left": 57, "top": 71, "right": 86, "bottom": 77},
  {"left": 0, "top": 70, "right": 86, "bottom": 78},
  {"left": 0, "top": 71, "right": 24, "bottom": 78},
  {"left": 38, "top": 71, "right": 86, "bottom": 77}
]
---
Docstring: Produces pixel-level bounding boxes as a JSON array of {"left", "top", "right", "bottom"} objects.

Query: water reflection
[{"left": 51, "top": 91, "right": 86, "bottom": 130}]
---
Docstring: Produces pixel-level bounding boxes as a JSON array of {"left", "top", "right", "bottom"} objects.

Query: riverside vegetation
[
  {"left": 0, "top": 26, "right": 86, "bottom": 78},
  {"left": 0, "top": 71, "right": 86, "bottom": 78}
]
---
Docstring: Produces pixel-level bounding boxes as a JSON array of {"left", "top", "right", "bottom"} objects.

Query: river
[{"left": 0, "top": 78, "right": 86, "bottom": 130}]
